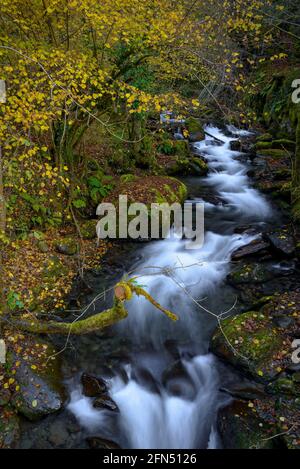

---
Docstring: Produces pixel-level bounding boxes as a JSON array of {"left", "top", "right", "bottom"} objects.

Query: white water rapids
[{"left": 68, "top": 125, "right": 272, "bottom": 449}]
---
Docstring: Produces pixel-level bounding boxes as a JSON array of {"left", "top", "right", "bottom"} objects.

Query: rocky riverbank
[{"left": 211, "top": 130, "right": 300, "bottom": 449}]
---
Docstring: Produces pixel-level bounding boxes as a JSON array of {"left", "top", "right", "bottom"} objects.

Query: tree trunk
[{"left": 3, "top": 282, "right": 178, "bottom": 336}]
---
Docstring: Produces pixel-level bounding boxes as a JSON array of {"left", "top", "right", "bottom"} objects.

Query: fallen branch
[
  {"left": 3, "top": 281, "right": 178, "bottom": 335},
  {"left": 204, "top": 130, "right": 225, "bottom": 144}
]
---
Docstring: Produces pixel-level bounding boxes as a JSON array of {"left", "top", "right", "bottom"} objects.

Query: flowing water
[{"left": 68, "top": 125, "right": 273, "bottom": 449}]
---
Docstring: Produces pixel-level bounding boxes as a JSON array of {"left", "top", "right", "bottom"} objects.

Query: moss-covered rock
[
  {"left": 185, "top": 117, "right": 205, "bottom": 142},
  {"left": 55, "top": 238, "right": 79, "bottom": 256},
  {"left": 80, "top": 220, "right": 97, "bottom": 240},
  {"left": 104, "top": 175, "right": 187, "bottom": 207},
  {"left": 10, "top": 336, "right": 65, "bottom": 421},
  {"left": 166, "top": 156, "right": 208, "bottom": 176},
  {"left": 211, "top": 310, "right": 286, "bottom": 380},
  {"left": 102, "top": 175, "right": 187, "bottom": 238},
  {"left": 227, "top": 262, "right": 275, "bottom": 285},
  {"left": 218, "top": 400, "right": 274, "bottom": 449}
]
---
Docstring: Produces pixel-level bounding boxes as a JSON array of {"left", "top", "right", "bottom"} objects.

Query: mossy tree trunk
[{"left": 2, "top": 282, "right": 178, "bottom": 336}]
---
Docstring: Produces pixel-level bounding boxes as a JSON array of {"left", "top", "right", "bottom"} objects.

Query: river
[{"left": 65, "top": 125, "right": 274, "bottom": 449}]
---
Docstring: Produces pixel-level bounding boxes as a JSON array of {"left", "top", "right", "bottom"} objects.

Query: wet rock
[
  {"left": 218, "top": 400, "right": 274, "bottom": 449},
  {"left": 211, "top": 310, "right": 287, "bottom": 381},
  {"left": 87, "top": 437, "right": 121, "bottom": 449},
  {"left": 185, "top": 117, "right": 205, "bottom": 142},
  {"left": 231, "top": 238, "right": 270, "bottom": 261},
  {"left": 264, "top": 228, "right": 295, "bottom": 257},
  {"left": 229, "top": 140, "right": 242, "bottom": 151},
  {"left": 227, "top": 262, "right": 277, "bottom": 286},
  {"left": 220, "top": 381, "right": 266, "bottom": 400},
  {"left": 93, "top": 394, "right": 119, "bottom": 412},
  {"left": 132, "top": 367, "right": 160, "bottom": 394},
  {"left": 273, "top": 316, "right": 294, "bottom": 329},
  {"left": 10, "top": 337, "right": 65, "bottom": 421},
  {"left": 0, "top": 408, "right": 20, "bottom": 449},
  {"left": 80, "top": 220, "right": 97, "bottom": 240},
  {"left": 81, "top": 373, "right": 107, "bottom": 397},
  {"left": 162, "top": 360, "right": 196, "bottom": 399},
  {"left": 166, "top": 156, "right": 208, "bottom": 177},
  {"left": 55, "top": 238, "right": 79, "bottom": 256},
  {"left": 48, "top": 419, "right": 70, "bottom": 446}
]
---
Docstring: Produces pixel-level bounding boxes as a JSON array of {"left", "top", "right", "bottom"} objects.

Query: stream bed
[{"left": 19, "top": 125, "right": 281, "bottom": 449}]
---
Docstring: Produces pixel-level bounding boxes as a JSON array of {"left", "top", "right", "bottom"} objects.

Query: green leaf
[
  {"left": 88, "top": 176, "right": 101, "bottom": 188},
  {"left": 73, "top": 199, "right": 86, "bottom": 209}
]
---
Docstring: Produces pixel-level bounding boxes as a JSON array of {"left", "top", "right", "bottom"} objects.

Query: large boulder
[
  {"left": 166, "top": 156, "right": 208, "bottom": 177},
  {"left": 9, "top": 336, "right": 65, "bottom": 421},
  {"left": 212, "top": 310, "right": 286, "bottom": 380},
  {"left": 185, "top": 117, "right": 205, "bottom": 142},
  {"left": 211, "top": 291, "right": 300, "bottom": 381},
  {"left": 263, "top": 227, "right": 296, "bottom": 257},
  {"left": 101, "top": 176, "right": 187, "bottom": 239}
]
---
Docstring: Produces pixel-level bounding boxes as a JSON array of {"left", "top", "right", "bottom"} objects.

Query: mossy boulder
[
  {"left": 55, "top": 238, "right": 79, "bottom": 256},
  {"left": 218, "top": 400, "right": 274, "bottom": 449},
  {"left": 158, "top": 139, "right": 190, "bottom": 158},
  {"left": 10, "top": 336, "right": 65, "bottom": 421},
  {"left": 166, "top": 156, "right": 208, "bottom": 176},
  {"left": 185, "top": 117, "right": 205, "bottom": 142},
  {"left": 104, "top": 175, "right": 187, "bottom": 207},
  {"left": 80, "top": 220, "right": 97, "bottom": 240},
  {"left": 264, "top": 227, "right": 295, "bottom": 257},
  {"left": 102, "top": 176, "right": 187, "bottom": 238},
  {"left": 227, "top": 262, "right": 275, "bottom": 285},
  {"left": 211, "top": 310, "right": 286, "bottom": 380}
]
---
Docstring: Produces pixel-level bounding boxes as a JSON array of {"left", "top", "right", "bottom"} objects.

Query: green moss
[
  {"left": 185, "top": 117, "right": 203, "bottom": 134},
  {"left": 258, "top": 148, "right": 288, "bottom": 158},
  {"left": 255, "top": 141, "right": 273, "bottom": 150},
  {"left": 212, "top": 310, "right": 284, "bottom": 379},
  {"left": 120, "top": 174, "right": 136, "bottom": 184},
  {"left": 257, "top": 133, "right": 273, "bottom": 142}
]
